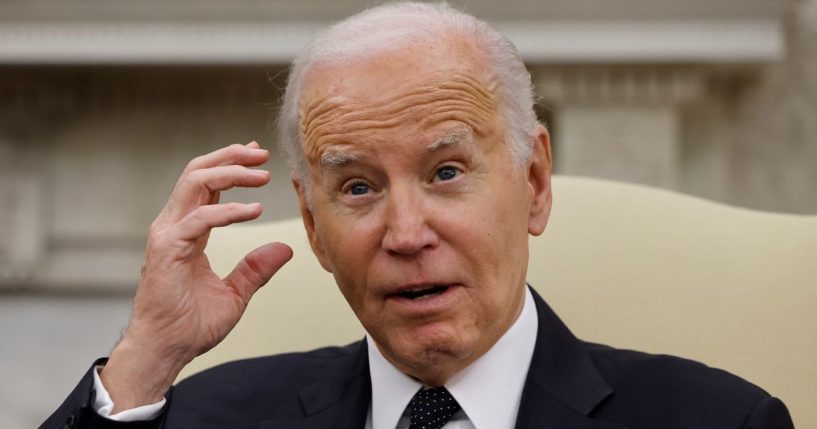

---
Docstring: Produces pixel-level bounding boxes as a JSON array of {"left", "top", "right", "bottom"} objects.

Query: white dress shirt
[
  {"left": 93, "top": 288, "right": 538, "bottom": 428},
  {"left": 92, "top": 367, "right": 166, "bottom": 421},
  {"left": 365, "top": 288, "right": 538, "bottom": 429}
]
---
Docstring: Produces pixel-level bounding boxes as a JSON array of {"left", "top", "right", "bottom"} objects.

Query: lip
[
  {"left": 386, "top": 282, "right": 453, "bottom": 296},
  {"left": 384, "top": 283, "right": 462, "bottom": 315}
]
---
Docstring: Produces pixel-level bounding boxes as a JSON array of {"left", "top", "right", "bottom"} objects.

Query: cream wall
[
  {"left": 731, "top": 0, "right": 817, "bottom": 213},
  {"left": 0, "top": 67, "right": 299, "bottom": 291}
]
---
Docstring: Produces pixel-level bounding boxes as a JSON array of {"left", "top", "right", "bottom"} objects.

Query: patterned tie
[{"left": 408, "top": 386, "right": 462, "bottom": 429}]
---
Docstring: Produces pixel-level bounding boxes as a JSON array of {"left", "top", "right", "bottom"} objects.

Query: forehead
[{"left": 298, "top": 37, "right": 502, "bottom": 161}]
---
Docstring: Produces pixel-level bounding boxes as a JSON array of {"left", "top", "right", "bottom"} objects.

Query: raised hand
[{"left": 100, "top": 142, "right": 293, "bottom": 412}]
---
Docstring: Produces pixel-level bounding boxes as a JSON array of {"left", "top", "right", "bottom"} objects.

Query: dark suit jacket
[{"left": 41, "top": 289, "right": 794, "bottom": 429}]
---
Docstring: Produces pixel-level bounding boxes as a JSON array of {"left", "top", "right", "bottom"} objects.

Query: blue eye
[
  {"left": 349, "top": 183, "right": 369, "bottom": 195},
  {"left": 436, "top": 166, "right": 459, "bottom": 181}
]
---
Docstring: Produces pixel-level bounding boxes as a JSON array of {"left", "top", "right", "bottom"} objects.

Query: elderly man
[{"left": 42, "top": 3, "right": 792, "bottom": 429}]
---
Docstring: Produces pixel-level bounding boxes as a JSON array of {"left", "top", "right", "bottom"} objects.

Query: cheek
[
  {"left": 451, "top": 176, "right": 530, "bottom": 302},
  {"left": 458, "top": 179, "right": 529, "bottom": 262},
  {"left": 315, "top": 209, "right": 382, "bottom": 300}
]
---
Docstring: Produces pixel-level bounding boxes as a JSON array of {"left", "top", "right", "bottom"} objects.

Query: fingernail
[
  {"left": 246, "top": 140, "right": 259, "bottom": 147},
  {"left": 252, "top": 169, "right": 270, "bottom": 177}
]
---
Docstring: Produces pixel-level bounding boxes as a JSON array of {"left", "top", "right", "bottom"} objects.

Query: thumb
[{"left": 224, "top": 242, "right": 293, "bottom": 303}]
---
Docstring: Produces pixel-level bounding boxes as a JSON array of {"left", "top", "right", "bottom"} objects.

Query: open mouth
[{"left": 396, "top": 285, "right": 450, "bottom": 300}]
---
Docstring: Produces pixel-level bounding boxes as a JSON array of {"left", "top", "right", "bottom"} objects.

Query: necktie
[{"left": 408, "top": 386, "right": 462, "bottom": 429}]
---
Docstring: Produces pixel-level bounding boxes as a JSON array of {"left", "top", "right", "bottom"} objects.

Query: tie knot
[{"left": 408, "top": 386, "right": 461, "bottom": 429}]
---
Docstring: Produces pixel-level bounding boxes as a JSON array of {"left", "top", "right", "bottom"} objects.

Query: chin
[
  {"left": 402, "top": 345, "right": 473, "bottom": 386},
  {"left": 381, "top": 324, "right": 479, "bottom": 382}
]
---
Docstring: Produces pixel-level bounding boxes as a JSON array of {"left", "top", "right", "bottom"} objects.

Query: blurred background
[{"left": 1, "top": 0, "right": 815, "bottom": 427}]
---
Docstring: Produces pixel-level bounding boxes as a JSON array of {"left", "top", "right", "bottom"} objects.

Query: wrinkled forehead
[{"left": 297, "top": 37, "right": 502, "bottom": 159}]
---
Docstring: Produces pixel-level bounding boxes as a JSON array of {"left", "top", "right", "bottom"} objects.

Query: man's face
[{"left": 295, "top": 36, "right": 552, "bottom": 383}]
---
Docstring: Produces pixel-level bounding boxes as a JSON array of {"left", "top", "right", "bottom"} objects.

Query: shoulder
[
  {"left": 584, "top": 341, "right": 769, "bottom": 399},
  {"left": 165, "top": 342, "right": 364, "bottom": 427},
  {"left": 177, "top": 342, "right": 362, "bottom": 391},
  {"left": 581, "top": 341, "right": 780, "bottom": 427}
]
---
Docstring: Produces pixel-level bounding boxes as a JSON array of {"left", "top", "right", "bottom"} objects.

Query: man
[{"left": 42, "top": 2, "right": 793, "bottom": 428}]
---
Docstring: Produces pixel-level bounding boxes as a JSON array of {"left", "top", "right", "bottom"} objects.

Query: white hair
[{"left": 277, "top": 1, "right": 539, "bottom": 196}]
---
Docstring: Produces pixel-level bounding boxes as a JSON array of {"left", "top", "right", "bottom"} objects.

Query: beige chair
[{"left": 180, "top": 176, "right": 817, "bottom": 428}]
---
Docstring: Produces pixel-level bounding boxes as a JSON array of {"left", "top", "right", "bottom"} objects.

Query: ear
[
  {"left": 527, "top": 124, "right": 553, "bottom": 236},
  {"left": 292, "top": 173, "right": 333, "bottom": 273}
]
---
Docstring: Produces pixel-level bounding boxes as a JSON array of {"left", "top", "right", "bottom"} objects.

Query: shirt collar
[{"left": 367, "top": 287, "right": 538, "bottom": 429}]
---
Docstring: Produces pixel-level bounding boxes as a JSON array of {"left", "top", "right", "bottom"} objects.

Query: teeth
[
  {"left": 398, "top": 285, "right": 449, "bottom": 300},
  {"left": 415, "top": 291, "right": 435, "bottom": 300}
]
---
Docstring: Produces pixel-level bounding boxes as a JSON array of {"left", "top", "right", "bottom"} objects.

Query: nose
[{"left": 381, "top": 185, "right": 439, "bottom": 256}]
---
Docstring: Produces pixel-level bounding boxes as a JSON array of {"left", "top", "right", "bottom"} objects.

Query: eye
[
  {"left": 348, "top": 182, "right": 370, "bottom": 195},
  {"left": 435, "top": 166, "right": 460, "bottom": 181}
]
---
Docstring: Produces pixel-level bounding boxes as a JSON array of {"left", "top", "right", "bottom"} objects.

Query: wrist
[{"left": 100, "top": 336, "right": 189, "bottom": 412}]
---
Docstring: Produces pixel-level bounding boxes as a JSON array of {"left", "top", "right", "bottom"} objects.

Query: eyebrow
[
  {"left": 319, "top": 151, "right": 358, "bottom": 168},
  {"left": 318, "top": 127, "right": 475, "bottom": 168},
  {"left": 426, "top": 127, "right": 474, "bottom": 151}
]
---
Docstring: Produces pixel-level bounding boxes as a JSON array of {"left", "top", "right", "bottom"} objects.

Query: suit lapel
[
  {"left": 259, "top": 340, "right": 371, "bottom": 429},
  {"left": 516, "top": 289, "right": 628, "bottom": 429},
  {"left": 260, "top": 290, "right": 627, "bottom": 429},
  {"left": 516, "top": 384, "right": 626, "bottom": 429}
]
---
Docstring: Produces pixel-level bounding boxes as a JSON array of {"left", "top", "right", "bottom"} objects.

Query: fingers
[
  {"left": 185, "top": 142, "right": 268, "bottom": 172},
  {"left": 154, "top": 141, "right": 272, "bottom": 247},
  {"left": 163, "top": 142, "right": 271, "bottom": 222},
  {"left": 175, "top": 202, "right": 263, "bottom": 241},
  {"left": 224, "top": 242, "right": 294, "bottom": 303},
  {"left": 170, "top": 165, "right": 270, "bottom": 217}
]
